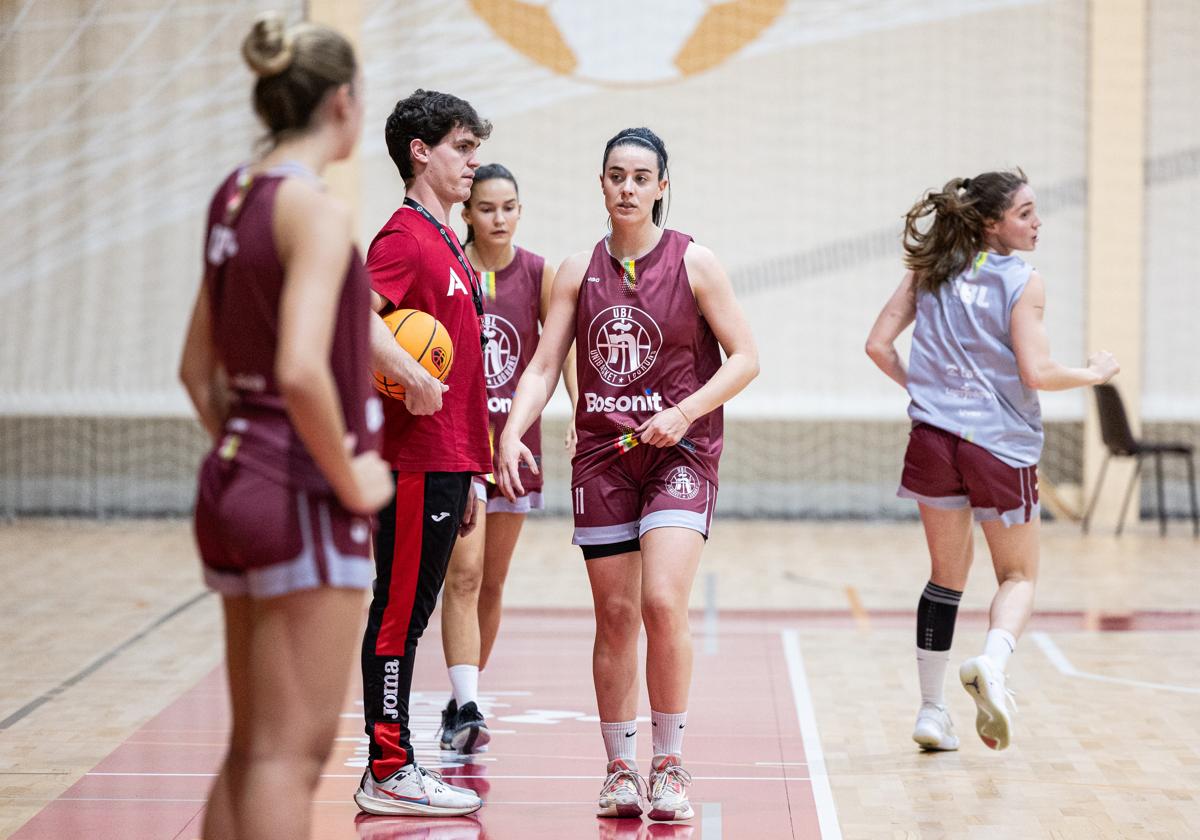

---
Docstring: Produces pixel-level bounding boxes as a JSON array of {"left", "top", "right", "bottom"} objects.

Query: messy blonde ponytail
[{"left": 903, "top": 169, "right": 1028, "bottom": 294}]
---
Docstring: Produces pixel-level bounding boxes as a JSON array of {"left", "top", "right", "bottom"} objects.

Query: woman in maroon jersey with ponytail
[
  {"left": 178, "top": 13, "right": 391, "bottom": 840},
  {"left": 496, "top": 128, "right": 758, "bottom": 822},
  {"left": 435, "top": 163, "right": 570, "bottom": 754}
]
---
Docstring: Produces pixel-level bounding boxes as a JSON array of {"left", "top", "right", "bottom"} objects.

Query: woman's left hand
[{"left": 636, "top": 406, "right": 691, "bottom": 448}]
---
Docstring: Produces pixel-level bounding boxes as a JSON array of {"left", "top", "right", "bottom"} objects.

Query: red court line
[
  {"left": 11, "top": 612, "right": 827, "bottom": 840},
  {"left": 689, "top": 608, "right": 1200, "bottom": 631}
]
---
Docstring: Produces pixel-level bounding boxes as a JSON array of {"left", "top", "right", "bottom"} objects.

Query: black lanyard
[{"left": 403, "top": 197, "right": 487, "bottom": 349}]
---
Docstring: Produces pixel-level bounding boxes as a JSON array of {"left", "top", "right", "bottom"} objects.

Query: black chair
[{"left": 1081, "top": 384, "right": 1198, "bottom": 537}]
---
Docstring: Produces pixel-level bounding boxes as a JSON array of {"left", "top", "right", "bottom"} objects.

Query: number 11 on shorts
[{"left": 574, "top": 486, "right": 585, "bottom": 514}]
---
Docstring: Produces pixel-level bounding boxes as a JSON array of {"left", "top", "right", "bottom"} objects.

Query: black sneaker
[
  {"left": 438, "top": 698, "right": 457, "bottom": 751},
  {"left": 449, "top": 700, "right": 491, "bottom": 754}
]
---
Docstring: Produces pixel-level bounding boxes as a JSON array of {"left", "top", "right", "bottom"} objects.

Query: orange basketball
[{"left": 373, "top": 308, "right": 454, "bottom": 400}]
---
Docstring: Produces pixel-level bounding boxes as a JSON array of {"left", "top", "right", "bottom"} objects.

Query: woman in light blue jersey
[{"left": 866, "top": 170, "right": 1119, "bottom": 754}]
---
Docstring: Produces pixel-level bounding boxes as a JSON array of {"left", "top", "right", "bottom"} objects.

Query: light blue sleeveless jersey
[{"left": 906, "top": 252, "right": 1043, "bottom": 467}]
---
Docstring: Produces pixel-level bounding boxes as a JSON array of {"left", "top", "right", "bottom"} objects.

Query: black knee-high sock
[
  {"left": 916, "top": 581, "right": 962, "bottom": 707},
  {"left": 917, "top": 581, "right": 963, "bottom": 651}
]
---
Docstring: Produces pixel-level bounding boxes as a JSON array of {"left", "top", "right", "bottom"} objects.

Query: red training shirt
[{"left": 367, "top": 204, "right": 491, "bottom": 474}]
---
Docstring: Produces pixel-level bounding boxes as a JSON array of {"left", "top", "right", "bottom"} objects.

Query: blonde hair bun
[{"left": 243, "top": 12, "right": 294, "bottom": 78}]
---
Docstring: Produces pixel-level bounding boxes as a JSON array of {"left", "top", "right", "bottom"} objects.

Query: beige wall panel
[
  {"left": 309, "top": 0, "right": 363, "bottom": 214},
  {"left": 1144, "top": 1, "right": 1200, "bottom": 419},
  {"left": 1083, "top": 0, "right": 1148, "bottom": 528}
]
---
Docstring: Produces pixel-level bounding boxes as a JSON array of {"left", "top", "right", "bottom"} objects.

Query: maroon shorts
[
  {"left": 571, "top": 444, "right": 717, "bottom": 557},
  {"left": 898, "top": 423, "right": 1039, "bottom": 527},
  {"left": 194, "top": 452, "right": 374, "bottom": 598}
]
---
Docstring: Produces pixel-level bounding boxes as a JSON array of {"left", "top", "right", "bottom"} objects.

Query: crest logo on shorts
[
  {"left": 587, "top": 305, "right": 662, "bottom": 386},
  {"left": 482, "top": 313, "right": 521, "bottom": 388},
  {"left": 664, "top": 466, "right": 700, "bottom": 501}
]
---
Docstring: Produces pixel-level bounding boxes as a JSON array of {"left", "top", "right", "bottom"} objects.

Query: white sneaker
[
  {"left": 647, "top": 754, "right": 694, "bottom": 821},
  {"left": 597, "top": 758, "right": 645, "bottom": 818},
  {"left": 355, "top": 764, "right": 482, "bottom": 817},
  {"left": 911, "top": 703, "right": 959, "bottom": 751},
  {"left": 960, "top": 655, "right": 1017, "bottom": 750}
]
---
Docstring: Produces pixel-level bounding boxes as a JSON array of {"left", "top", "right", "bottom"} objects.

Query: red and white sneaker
[
  {"left": 596, "top": 758, "right": 645, "bottom": 818},
  {"left": 960, "top": 655, "right": 1018, "bottom": 750},
  {"left": 647, "top": 754, "right": 694, "bottom": 821},
  {"left": 354, "top": 764, "right": 482, "bottom": 817}
]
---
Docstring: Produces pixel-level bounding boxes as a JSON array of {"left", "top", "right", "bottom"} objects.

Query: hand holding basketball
[
  {"left": 374, "top": 309, "right": 454, "bottom": 414},
  {"left": 402, "top": 362, "right": 448, "bottom": 416}
]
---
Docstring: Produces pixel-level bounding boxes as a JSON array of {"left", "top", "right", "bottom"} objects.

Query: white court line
[
  {"left": 1032, "top": 632, "right": 1200, "bottom": 695},
  {"left": 702, "top": 802, "right": 722, "bottom": 839},
  {"left": 782, "top": 629, "right": 843, "bottom": 840},
  {"left": 86, "top": 772, "right": 807, "bottom": 782}
]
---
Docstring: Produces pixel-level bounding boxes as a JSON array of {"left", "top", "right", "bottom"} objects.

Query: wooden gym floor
[{"left": 0, "top": 517, "right": 1197, "bottom": 839}]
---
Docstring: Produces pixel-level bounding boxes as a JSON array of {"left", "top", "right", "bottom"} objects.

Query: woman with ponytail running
[{"left": 866, "top": 170, "right": 1118, "bottom": 753}]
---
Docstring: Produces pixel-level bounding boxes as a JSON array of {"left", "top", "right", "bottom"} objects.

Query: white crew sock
[
  {"left": 448, "top": 664, "right": 479, "bottom": 707},
  {"left": 916, "top": 647, "right": 951, "bottom": 707},
  {"left": 600, "top": 720, "right": 638, "bottom": 765},
  {"left": 651, "top": 710, "right": 687, "bottom": 758},
  {"left": 984, "top": 629, "right": 1017, "bottom": 671}
]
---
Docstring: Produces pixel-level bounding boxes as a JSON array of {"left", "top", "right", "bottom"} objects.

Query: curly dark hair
[{"left": 384, "top": 89, "right": 492, "bottom": 183}]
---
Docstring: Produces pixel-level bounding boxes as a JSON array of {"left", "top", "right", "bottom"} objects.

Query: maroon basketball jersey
[
  {"left": 367, "top": 205, "right": 490, "bottom": 474},
  {"left": 573, "top": 230, "right": 724, "bottom": 478},
  {"left": 480, "top": 246, "right": 544, "bottom": 490},
  {"left": 202, "top": 165, "right": 382, "bottom": 492}
]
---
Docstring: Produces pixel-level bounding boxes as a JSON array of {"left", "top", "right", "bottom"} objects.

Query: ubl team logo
[
  {"left": 665, "top": 466, "right": 701, "bottom": 501},
  {"left": 482, "top": 314, "right": 521, "bottom": 388},
  {"left": 587, "top": 305, "right": 663, "bottom": 386}
]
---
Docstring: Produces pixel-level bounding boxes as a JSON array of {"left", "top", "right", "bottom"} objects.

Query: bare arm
[
  {"left": 368, "top": 291, "right": 447, "bottom": 416},
  {"left": 539, "top": 259, "right": 578, "bottom": 399},
  {"left": 540, "top": 259, "right": 579, "bottom": 452},
  {"left": 1011, "top": 271, "right": 1119, "bottom": 391},
  {"left": 274, "top": 182, "right": 392, "bottom": 514},
  {"left": 495, "top": 251, "right": 587, "bottom": 497},
  {"left": 178, "top": 281, "right": 230, "bottom": 442},
  {"left": 638, "top": 243, "right": 759, "bottom": 447},
  {"left": 865, "top": 271, "right": 917, "bottom": 389}
]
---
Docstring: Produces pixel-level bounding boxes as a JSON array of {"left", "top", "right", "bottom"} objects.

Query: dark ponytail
[
  {"left": 463, "top": 163, "right": 518, "bottom": 245},
  {"left": 602, "top": 127, "right": 670, "bottom": 227},
  {"left": 903, "top": 168, "right": 1028, "bottom": 294}
]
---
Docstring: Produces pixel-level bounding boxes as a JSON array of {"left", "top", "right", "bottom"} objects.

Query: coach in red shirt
[{"left": 355, "top": 90, "right": 492, "bottom": 818}]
